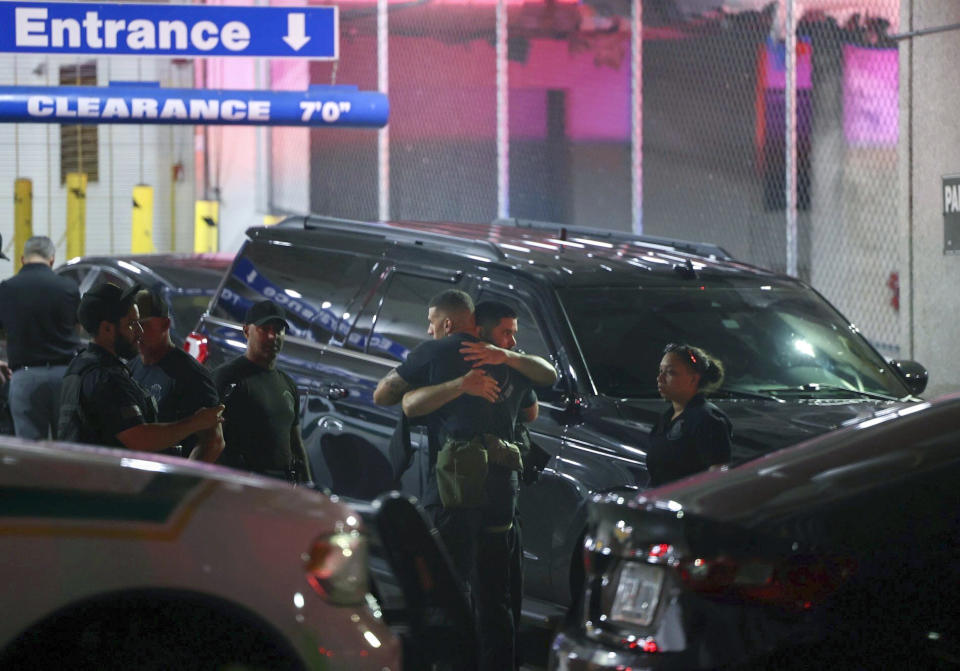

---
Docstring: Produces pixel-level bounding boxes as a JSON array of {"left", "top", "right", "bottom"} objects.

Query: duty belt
[
  {"left": 436, "top": 434, "right": 523, "bottom": 509},
  {"left": 11, "top": 356, "right": 75, "bottom": 371}
]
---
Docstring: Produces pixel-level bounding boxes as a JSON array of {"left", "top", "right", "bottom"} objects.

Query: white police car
[{"left": 0, "top": 436, "right": 401, "bottom": 670}]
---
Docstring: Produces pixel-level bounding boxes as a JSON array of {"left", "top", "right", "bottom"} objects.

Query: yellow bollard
[
  {"left": 131, "top": 184, "right": 155, "bottom": 253},
  {"left": 14, "top": 178, "right": 32, "bottom": 272},
  {"left": 65, "top": 172, "right": 87, "bottom": 259},
  {"left": 194, "top": 200, "right": 219, "bottom": 253}
]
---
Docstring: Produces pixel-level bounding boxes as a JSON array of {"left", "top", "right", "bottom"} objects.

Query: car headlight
[
  {"left": 608, "top": 561, "right": 665, "bottom": 627},
  {"left": 304, "top": 530, "right": 369, "bottom": 605}
]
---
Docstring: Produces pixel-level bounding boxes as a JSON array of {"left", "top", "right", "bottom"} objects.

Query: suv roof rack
[
  {"left": 272, "top": 215, "right": 505, "bottom": 261},
  {"left": 493, "top": 217, "right": 734, "bottom": 260},
  {"left": 266, "top": 214, "right": 732, "bottom": 263}
]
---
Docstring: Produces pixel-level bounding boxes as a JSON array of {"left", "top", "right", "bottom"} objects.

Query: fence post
[
  {"left": 132, "top": 184, "right": 155, "bottom": 253},
  {"left": 65, "top": 172, "right": 87, "bottom": 259},
  {"left": 785, "top": 0, "right": 799, "bottom": 277},
  {"left": 194, "top": 200, "right": 219, "bottom": 253},
  {"left": 631, "top": 0, "right": 643, "bottom": 234},
  {"left": 496, "top": 0, "right": 509, "bottom": 219},
  {"left": 14, "top": 178, "right": 32, "bottom": 272},
  {"left": 377, "top": 0, "right": 390, "bottom": 221}
]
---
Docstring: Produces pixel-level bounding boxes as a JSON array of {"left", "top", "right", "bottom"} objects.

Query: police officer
[
  {"left": 129, "top": 289, "right": 224, "bottom": 462},
  {"left": 0, "top": 235, "right": 81, "bottom": 439},
  {"left": 649, "top": 343, "right": 732, "bottom": 486},
  {"left": 58, "top": 282, "right": 223, "bottom": 450},
  {"left": 375, "top": 290, "right": 558, "bottom": 671},
  {"left": 472, "top": 300, "right": 549, "bottom": 668},
  {"left": 212, "top": 300, "right": 310, "bottom": 483}
]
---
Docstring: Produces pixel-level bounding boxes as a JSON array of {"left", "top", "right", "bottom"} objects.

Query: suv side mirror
[
  {"left": 890, "top": 359, "right": 928, "bottom": 396},
  {"left": 550, "top": 395, "right": 585, "bottom": 426}
]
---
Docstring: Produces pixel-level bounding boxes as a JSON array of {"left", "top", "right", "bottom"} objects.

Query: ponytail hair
[{"left": 663, "top": 343, "right": 725, "bottom": 393}]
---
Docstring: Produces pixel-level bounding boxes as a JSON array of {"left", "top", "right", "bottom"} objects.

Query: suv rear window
[
  {"left": 167, "top": 291, "right": 217, "bottom": 342},
  {"left": 212, "top": 241, "right": 374, "bottom": 343},
  {"left": 559, "top": 285, "right": 910, "bottom": 400}
]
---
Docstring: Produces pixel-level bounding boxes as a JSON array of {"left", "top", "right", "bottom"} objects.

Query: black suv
[{"left": 194, "top": 216, "right": 926, "bottom": 622}]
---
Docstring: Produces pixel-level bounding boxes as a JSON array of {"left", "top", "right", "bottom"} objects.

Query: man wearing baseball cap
[
  {"left": 212, "top": 299, "right": 310, "bottom": 483},
  {"left": 129, "top": 288, "right": 224, "bottom": 463},
  {"left": 58, "top": 282, "right": 223, "bottom": 451}
]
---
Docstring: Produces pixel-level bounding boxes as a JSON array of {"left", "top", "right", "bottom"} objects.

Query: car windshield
[{"left": 558, "top": 284, "right": 910, "bottom": 400}]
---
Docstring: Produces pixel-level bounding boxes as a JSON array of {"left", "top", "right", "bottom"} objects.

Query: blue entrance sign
[
  {"left": 0, "top": 84, "right": 388, "bottom": 127},
  {"left": 0, "top": 2, "right": 337, "bottom": 59}
]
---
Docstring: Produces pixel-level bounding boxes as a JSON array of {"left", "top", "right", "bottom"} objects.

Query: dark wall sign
[{"left": 944, "top": 174, "right": 960, "bottom": 254}]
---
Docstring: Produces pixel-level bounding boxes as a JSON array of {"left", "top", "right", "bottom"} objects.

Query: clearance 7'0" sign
[{"left": 0, "top": 83, "right": 389, "bottom": 127}]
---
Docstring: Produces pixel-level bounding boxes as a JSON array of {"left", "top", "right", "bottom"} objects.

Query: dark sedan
[
  {"left": 552, "top": 395, "right": 960, "bottom": 670},
  {"left": 56, "top": 253, "right": 232, "bottom": 345}
]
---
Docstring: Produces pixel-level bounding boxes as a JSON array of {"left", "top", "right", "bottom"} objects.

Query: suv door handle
[
  {"left": 318, "top": 417, "right": 344, "bottom": 433},
  {"left": 326, "top": 386, "right": 349, "bottom": 400}
]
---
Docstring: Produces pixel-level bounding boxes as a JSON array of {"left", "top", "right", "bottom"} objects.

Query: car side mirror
[
  {"left": 550, "top": 395, "right": 585, "bottom": 426},
  {"left": 890, "top": 359, "right": 928, "bottom": 396}
]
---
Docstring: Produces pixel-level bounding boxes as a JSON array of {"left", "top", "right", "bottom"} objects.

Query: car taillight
[
  {"left": 184, "top": 332, "right": 208, "bottom": 364},
  {"left": 678, "top": 553, "right": 855, "bottom": 610},
  {"left": 304, "top": 530, "right": 369, "bottom": 606}
]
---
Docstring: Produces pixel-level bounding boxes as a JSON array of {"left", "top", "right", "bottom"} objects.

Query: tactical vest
[{"left": 57, "top": 350, "right": 107, "bottom": 445}]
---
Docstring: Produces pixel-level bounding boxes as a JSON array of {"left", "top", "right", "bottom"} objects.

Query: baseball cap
[
  {"left": 134, "top": 288, "right": 170, "bottom": 320},
  {"left": 244, "top": 300, "right": 290, "bottom": 330},
  {"left": 77, "top": 282, "right": 141, "bottom": 333}
]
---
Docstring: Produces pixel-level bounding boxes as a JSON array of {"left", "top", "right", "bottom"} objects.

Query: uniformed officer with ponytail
[{"left": 649, "top": 343, "right": 732, "bottom": 487}]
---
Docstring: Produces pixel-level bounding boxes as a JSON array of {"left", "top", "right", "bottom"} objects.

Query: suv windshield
[{"left": 559, "top": 284, "right": 910, "bottom": 400}]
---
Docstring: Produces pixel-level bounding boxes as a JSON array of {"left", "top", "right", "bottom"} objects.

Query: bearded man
[{"left": 58, "top": 283, "right": 222, "bottom": 450}]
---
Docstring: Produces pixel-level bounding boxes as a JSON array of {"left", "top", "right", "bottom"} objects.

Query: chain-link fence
[
  {"left": 0, "top": 54, "right": 196, "bottom": 263},
  {"left": 0, "top": 1, "right": 903, "bottom": 356},
  {"left": 277, "top": 0, "right": 901, "bottom": 358},
  {"left": 639, "top": 1, "right": 902, "bottom": 357}
]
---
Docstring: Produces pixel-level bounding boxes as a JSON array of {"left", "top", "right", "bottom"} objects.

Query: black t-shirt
[
  {"left": 387, "top": 350, "right": 539, "bottom": 492},
  {"left": 397, "top": 332, "right": 533, "bottom": 514},
  {"left": 397, "top": 333, "right": 533, "bottom": 444},
  {"left": 520, "top": 388, "right": 536, "bottom": 416},
  {"left": 129, "top": 347, "right": 219, "bottom": 455},
  {"left": 647, "top": 394, "right": 732, "bottom": 487},
  {"left": 212, "top": 356, "right": 300, "bottom": 479},
  {"left": 58, "top": 343, "right": 158, "bottom": 448},
  {"left": 0, "top": 263, "right": 80, "bottom": 369}
]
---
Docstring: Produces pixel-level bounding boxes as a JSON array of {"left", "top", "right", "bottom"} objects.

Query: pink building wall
[{"left": 311, "top": 35, "right": 631, "bottom": 143}]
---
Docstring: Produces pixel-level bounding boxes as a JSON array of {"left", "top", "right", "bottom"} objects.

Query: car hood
[
  {"left": 614, "top": 396, "right": 908, "bottom": 461},
  {"left": 612, "top": 399, "right": 950, "bottom": 534},
  {"left": 0, "top": 437, "right": 355, "bottom": 527}
]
